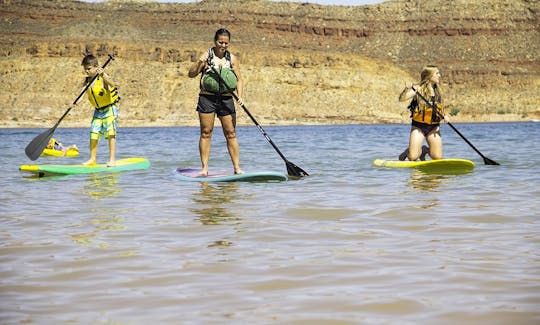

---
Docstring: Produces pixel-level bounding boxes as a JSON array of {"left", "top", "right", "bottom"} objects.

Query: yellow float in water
[{"left": 41, "top": 147, "right": 80, "bottom": 157}]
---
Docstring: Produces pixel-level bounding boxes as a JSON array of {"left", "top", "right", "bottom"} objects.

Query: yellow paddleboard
[{"left": 373, "top": 158, "right": 475, "bottom": 174}]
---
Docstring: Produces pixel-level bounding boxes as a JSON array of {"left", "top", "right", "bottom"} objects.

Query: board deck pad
[
  {"left": 373, "top": 158, "right": 475, "bottom": 174},
  {"left": 176, "top": 167, "right": 287, "bottom": 182},
  {"left": 20, "top": 157, "right": 150, "bottom": 177}
]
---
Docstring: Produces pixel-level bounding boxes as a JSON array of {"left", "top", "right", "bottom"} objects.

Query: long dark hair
[{"left": 214, "top": 28, "right": 231, "bottom": 41}]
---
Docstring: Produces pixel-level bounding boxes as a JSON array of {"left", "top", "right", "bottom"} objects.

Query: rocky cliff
[{"left": 0, "top": 0, "right": 538, "bottom": 127}]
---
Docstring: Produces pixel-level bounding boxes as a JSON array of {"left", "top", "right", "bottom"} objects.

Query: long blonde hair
[{"left": 417, "top": 65, "right": 442, "bottom": 104}]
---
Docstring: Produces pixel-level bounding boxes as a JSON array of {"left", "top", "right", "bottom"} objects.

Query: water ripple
[{"left": 1, "top": 124, "right": 539, "bottom": 324}]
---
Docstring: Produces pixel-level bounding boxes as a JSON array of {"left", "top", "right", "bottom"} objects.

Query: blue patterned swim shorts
[{"left": 90, "top": 104, "right": 118, "bottom": 140}]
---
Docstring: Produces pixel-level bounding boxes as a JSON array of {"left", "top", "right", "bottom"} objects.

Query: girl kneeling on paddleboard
[{"left": 398, "top": 65, "right": 447, "bottom": 161}]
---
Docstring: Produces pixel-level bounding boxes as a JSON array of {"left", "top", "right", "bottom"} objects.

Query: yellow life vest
[
  {"left": 86, "top": 75, "right": 119, "bottom": 109},
  {"left": 410, "top": 95, "right": 444, "bottom": 125}
]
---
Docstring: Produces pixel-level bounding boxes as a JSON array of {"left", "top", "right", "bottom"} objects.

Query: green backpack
[{"left": 201, "top": 50, "right": 238, "bottom": 94}]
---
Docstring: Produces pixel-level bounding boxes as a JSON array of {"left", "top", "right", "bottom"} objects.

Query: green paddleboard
[{"left": 20, "top": 157, "right": 150, "bottom": 177}]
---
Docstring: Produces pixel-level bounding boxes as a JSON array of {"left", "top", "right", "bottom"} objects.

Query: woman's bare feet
[
  {"left": 106, "top": 160, "right": 116, "bottom": 167},
  {"left": 82, "top": 159, "right": 96, "bottom": 166},
  {"left": 198, "top": 169, "right": 208, "bottom": 177},
  {"left": 234, "top": 169, "right": 245, "bottom": 175}
]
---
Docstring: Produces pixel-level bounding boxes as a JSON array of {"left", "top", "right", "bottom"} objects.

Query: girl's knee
[
  {"left": 430, "top": 152, "right": 443, "bottom": 160},
  {"left": 408, "top": 149, "right": 421, "bottom": 161}
]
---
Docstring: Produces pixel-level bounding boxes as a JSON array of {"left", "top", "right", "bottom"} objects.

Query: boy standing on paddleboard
[{"left": 81, "top": 54, "right": 119, "bottom": 167}]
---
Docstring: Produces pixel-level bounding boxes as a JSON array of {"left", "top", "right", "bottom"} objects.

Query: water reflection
[
  {"left": 191, "top": 182, "right": 241, "bottom": 226},
  {"left": 71, "top": 174, "right": 124, "bottom": 248},
  {"left": 69, "top": 213, "right": 125, "bottom": 248},
  {"left": 407, "top": 170, "right": 447, "bottom": 191},
  {"left": 82, "top": 174, "right": 121, "bottom": 199},
  {"left": 191, "top": 182, "right": 244, "bottom": 248}
]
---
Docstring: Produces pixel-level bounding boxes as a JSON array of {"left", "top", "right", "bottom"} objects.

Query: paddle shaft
[
  {"left": 208, "top": 62, "right": 308, "bottom": 176},
  {"left": 208, "top": 64, "right": 287, "bottom": 160},
  {"left": 411, "top": 86, "right": 499, "bottom": 165},
  {"left": 24, "top": 55, "right": 115, "bottom": 160}
]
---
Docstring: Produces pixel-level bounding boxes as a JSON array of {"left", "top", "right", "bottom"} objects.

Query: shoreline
[{"left": 2, "top": 114, "right": 538, "bottom": 129}]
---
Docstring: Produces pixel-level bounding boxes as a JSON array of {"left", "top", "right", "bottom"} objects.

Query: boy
[{"left": 81, "top": 54, "right": 119, "bottom": 167}]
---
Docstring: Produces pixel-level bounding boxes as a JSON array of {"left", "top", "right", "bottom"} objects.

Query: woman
[
  {"left": 398, "top": 65, "right": 445, "bottom": 161},
  {"left": 188, "top": 28, "right": 244, "bottom": 176}
]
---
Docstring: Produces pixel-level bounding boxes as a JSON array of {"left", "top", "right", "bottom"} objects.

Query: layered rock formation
[{"left": 0, "top": 0, "right": 538, "bottom": 127}]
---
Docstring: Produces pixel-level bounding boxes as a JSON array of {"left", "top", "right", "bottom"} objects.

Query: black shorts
[
  {"left": 412, "top": 120, "right": 440, "bottom": 137},
  {"left": 196, "top": 94, "right": 236, "bottom": 117}
]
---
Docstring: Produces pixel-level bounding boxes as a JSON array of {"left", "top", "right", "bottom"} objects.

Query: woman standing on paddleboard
[
  {"left": 398, "top": 65, "right": 446, "bottom": 161},
  {"left": 188, "top": 28, "right": 245, "bottom": 176}
]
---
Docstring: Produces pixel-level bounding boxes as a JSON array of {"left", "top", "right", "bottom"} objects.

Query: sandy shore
[{"left": 2, "top": 113, "right": 537, "bottom": 129}]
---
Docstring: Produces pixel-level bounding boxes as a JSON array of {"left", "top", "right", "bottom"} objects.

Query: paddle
[
  {"left": 411, "top": 86, "right": 500, "bottom": 165},
  {"left": 208, "top": 62, "right": 309, "bottom": 177},
  {"left": 25, "top": 54, "right": 115, "bottom": 161}
]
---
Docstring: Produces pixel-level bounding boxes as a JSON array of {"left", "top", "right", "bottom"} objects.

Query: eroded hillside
[{"left": 0, "top": 0, "right": 538, "bottom": 127}]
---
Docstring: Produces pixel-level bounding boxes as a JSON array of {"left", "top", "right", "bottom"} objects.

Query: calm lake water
[{"left": 1, "top": 123, "right": 539, "bottom": 324}]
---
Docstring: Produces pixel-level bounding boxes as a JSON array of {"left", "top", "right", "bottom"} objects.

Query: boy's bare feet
[
  {"left": 106, "top": 160, "right": 116, "bottom": 167},
  {"left": 82, "top": 160, "right": 96, "bottom": 166}
]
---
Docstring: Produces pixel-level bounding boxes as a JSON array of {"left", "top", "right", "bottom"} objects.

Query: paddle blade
[
  {"left": 286, "top": 160, "right": 309, "bottom": 177},
  {"left": 25, "top": 127, "right": 55, "bottom": 161},
  {"left": 483, "top": 157, "right": 500, "bottom": 165}
]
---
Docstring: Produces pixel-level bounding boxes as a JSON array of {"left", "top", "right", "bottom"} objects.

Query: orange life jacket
[{"left": 409, "top": 94, "right": 444, "bottom": 125}]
